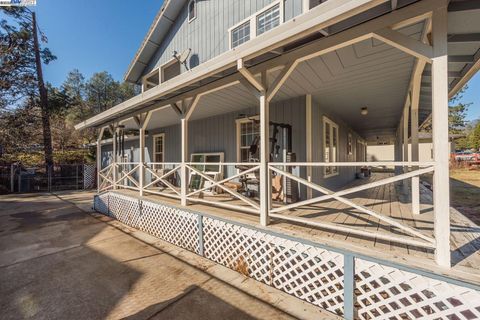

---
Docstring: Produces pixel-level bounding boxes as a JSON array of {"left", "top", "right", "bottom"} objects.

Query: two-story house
[{"left": 76, "top": 1, "right": 480, "bottom": 318}]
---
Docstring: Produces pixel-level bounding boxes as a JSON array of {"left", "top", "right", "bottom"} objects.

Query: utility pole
[{"left": 32, "top": 12, "right": 54, "bottom": 171}]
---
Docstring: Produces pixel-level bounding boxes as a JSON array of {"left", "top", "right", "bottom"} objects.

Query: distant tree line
[
  {"left": 421, "top": 87, "right": 479, "bottom": 151},
  {"left": 0, "top": 7, "right": 138, "bottom": 165}
]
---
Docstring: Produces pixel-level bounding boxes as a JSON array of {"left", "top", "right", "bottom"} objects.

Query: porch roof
[{"left": 75, "top": 0, "right": 480, "bottom": 141}]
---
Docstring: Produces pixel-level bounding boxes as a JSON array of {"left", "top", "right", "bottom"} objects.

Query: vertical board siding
[
  {"left": 101, "top": 96, "right": 365, "bottom": 198},
  {"left": 144, "top": 0, "right": 303, "bottom": 78},
  {"left": 311, "top": 98, "right": 364, "bottom": 191}
]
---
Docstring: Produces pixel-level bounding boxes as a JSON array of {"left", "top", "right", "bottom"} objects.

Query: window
[
  {"left": 161, "top": 59, "right": 181, "bottom": 82},
  {"left": 229, "top": 1, "right": 284, "bottom": 49},
  {"left": 236, "top": 118, "right": 260, "bottom": 162},
  {"left": 190, "top": 153, "right": 224, "bottom": 191},
  {"left": 256, "top": 3, "right": 280, "bottom": 36},
  {"left": 142, "top": 69, "right": 160, "bottom": 92},
  {"left": 348, "top": 133, "right": 353, "bottom": 155},
  {"left": 323, "top": 117, "right": 339, "bottom": 177},
  {"left": 152, "top": 134, "right": 165, "bottom": 167},
  {"left": 188, "top": 0, "right": 196, "bottom": 22},
  {"left": 231, "top": 21, "right": 250, "bottom": 49}
]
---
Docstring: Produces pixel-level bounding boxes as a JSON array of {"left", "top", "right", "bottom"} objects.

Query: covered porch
[
  {"left": 76, "top": 0, "right": 480, "bottom": 271},
  {"left": 110, "top": 170, "right": 480, "bottom": 284}
]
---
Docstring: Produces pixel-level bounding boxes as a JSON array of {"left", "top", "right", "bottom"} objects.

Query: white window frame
[
  {"left": 188, "top": 0, "right": 196, "bottom": 23},
  {"left": 323, "top": 116, "right": 339, "bottom": 178},
  {"left": 160, "top": 58, "right": 181, "bottom": 83},
  {"left": 348, "top": 133, "right": 353, "bottom": 155},
  {"left": 229, "top": 20, "right": 251, "bottom": 50},
  {"left": 236, "top": 116, "right": 260, "bottom": 163},
  {"left": 141, "top": 68, "right": 160, "bottom": 92},
  {"left": 152, "top": 133, "right": 165, "bottom": 168},
  {"left": 228, "top": 0, "right": 284, "bottom": 50}
]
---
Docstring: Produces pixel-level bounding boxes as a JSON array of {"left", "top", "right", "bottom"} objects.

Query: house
[{"left": 75, "top": 1, "right": 480, "bottom": 318}]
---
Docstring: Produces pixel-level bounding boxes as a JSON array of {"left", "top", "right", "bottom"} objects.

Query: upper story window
[
  {"left": 231, "top": 22, "right": 250, "bottom": 49},
  {"left": 188, "top": 0, "right": 196, "bottom": 22},
  {"left": 229, "top": 1, "right": 284, "bottom": 49},
  {"left": 142, "top": 69, "right": 160, "bottom": 92},
  {"left": 257, "top": 4, "right": 280, "bottom": 36},
  {"left": 161, "top": 59, "right": 181, "bottom": 82}
]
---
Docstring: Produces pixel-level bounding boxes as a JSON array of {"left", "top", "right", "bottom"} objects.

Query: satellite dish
[{"left": 173, "top": 48, "right": 191, "bottom": 69}]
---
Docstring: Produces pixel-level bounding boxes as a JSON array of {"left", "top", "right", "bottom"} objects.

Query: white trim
[
  {"left": 236, "top": 116, "right": 260, "bottom": 163},
  {"left": 306, "top": 94, "right": 313, "bottom": 199},
  {"left": 347, "top": 133, "right": 353, "bottom": 155},
  {"left": 152, "top": 133, "right": 165, "bottom": 165},
  {"left": 160, "top": 58, "right": 181, "bottom": 83},
  {"left": 188, "top": 0, "right": 197, "bottom": 23},
  {"left": 78, "top": 0, "right": 432, "bottom": 130},
  {"left": 228, "top": 0, "right": 285, "bottom": 50},
  {"left": 323, "top": 116, "right": 339, "bottom": 178},
  {"left": 141, "top": 68, "right": 160, "bottom": 92}
]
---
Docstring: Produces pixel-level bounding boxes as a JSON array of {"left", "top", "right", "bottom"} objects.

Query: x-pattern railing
[
  {"left": 98, "top": 163, "right": 115, "bottom": 192},
  {"left": 268, "top": 161, "right": 436, "bottom": 249},
  {"left": 185, "top": 163, "right": 260, "bottom": 214},
  {"left": 144, "top": 163, "right": 181, "bottom": 199},
  {"left": 98, "top": 160, "right": 438, "bottom": 248},
  {"left": 116, "top": 162, "right": 141, "bottom": 191}
]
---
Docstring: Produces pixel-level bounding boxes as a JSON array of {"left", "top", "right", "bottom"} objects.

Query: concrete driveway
[{"left": 0, "top": 191, "right": 334, "bottom": 320}]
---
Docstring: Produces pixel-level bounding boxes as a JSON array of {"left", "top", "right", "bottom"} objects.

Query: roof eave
[{"left": 123, "top": 0, "right": 188, "bottom": 84}]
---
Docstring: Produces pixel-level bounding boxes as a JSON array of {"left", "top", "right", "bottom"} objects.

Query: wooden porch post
[
  {"left": 259, "top": 73, "right": 270, "bottom": 226},
  {"left": 394, "top": 125, "right": 402, "bottom": 176},
  {"left": 432, "top": 5, "right": 450, "bottom": 267},
  {"left": 181, "top": 117, "right": 188, "bottom": 206},
  {"left": 96, "top": 127, "right": 105, "bottom": 193},
  {"left": 139, "top": 127, "right": 145, "bottom": 196},
  {"left": 112, "top": 125, "right": 118, "bottom": 190},
  {"left": 306, "top": 94, "right": 313, "bottom": 200},
  {"left": 411, "top": 61, "right": 425, "bottom": 215},
  {"left": 136, "top": 113, "right": 151, "bottom": 197},
  {"left": 411, "top": 105, "right": 420, "bottom": 214},
  {"left": 402, "top": 102, "right": 409, "bottom": 194}
]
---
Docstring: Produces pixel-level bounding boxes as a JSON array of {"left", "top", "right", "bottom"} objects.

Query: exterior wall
[
  {"left": 311, "top": 98, "right": 365, "bottom": 191},
  {"left": 143, "top": 0, "right": 304, "bottom": 78},
  {"left": 100, "top": 95, "right": 365, "bottom": 198}
]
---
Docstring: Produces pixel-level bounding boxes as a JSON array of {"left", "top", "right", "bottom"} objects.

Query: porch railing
[
  {"left": 94, "top": 191, "right": 480, "bottom": 320},
  {"left": 98, "top": 160, "right": 436, "bottom": 249},
  {"left": 268, "top": 161, "right": 436, "bottom": 249}
]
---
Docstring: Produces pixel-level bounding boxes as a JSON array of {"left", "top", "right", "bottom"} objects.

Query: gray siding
[
  {"left": 100, "top": 95, "right": 365, "bottom": 198},
  {"left": 143, "top": 0, "right": 304, "bottom": 77},
  {"left": 311, "top": 98, "right": 364, "bottom": 191}
]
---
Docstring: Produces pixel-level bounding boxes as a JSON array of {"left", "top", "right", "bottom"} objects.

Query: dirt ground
[
  {"left": 0, "top": 191, "right": 334, "bottom": 320},
  {"left": 449, "top": 168, "right": 480, "bottom": 225},
  {"left": 424, "top": 167, "right": 480, "bottom": 224}
]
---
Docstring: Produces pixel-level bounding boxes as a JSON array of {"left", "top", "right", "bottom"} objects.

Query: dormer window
[{"left": 188, "top": 0, "right": 196, "bottom": 22}]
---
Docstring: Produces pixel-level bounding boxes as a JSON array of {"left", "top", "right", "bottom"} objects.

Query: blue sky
[
  {"left": 29, "top": 1, "right": 479, "bottom": 121},
  {"left": 33, "top": 0, "right": 162, "bottom": 87}
]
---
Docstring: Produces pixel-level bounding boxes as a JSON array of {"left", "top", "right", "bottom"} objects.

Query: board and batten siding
[
  {"left": 100, "top": 95, "right": 365, "bottom": 199},
  {"left": 311, "top": 98, "right": 365, "bottom": 191},
  {"left": 143, "top": 0, "right": 304, "bottom": 79}
]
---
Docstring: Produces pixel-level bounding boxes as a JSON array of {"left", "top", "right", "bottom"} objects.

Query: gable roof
[{"left": 124, "top": 0, "right": 188, "bottom": 84}]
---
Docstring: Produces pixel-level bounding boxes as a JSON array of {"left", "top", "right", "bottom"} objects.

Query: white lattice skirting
[{"left": 94, "top": 192, "right": 480, "bottom": 320}]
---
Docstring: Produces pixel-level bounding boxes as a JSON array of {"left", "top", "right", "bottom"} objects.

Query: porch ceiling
[{"left": 78, "top": 1, "right": 480, "bottom": 140}]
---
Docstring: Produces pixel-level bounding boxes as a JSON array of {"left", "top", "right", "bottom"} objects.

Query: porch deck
[{"left": 116, "top": 172, "right": 480, "bottom": 284}]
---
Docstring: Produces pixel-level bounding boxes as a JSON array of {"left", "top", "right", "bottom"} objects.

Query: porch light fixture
[{"left": 361, "top": 107, "right": 368, "bottom": 116}]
